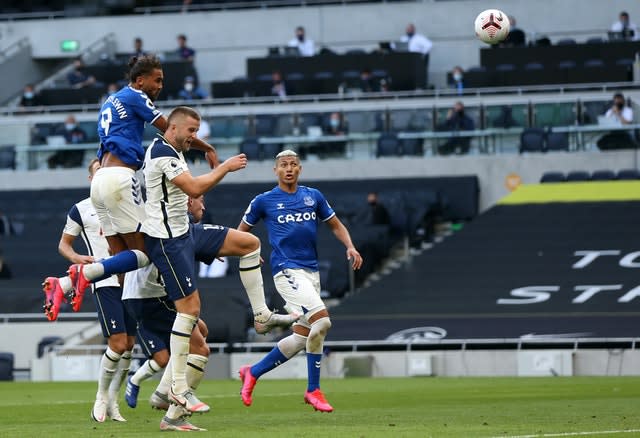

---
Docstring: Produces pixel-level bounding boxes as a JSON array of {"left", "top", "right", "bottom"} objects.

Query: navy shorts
[
  {"left": 124, "top": 297, "right": 175, "bottom": 358},
  {"left": 191, "top": 223, "right": 229, "bottom": 265},
  {"left": 145, "top": 232, "right": 197, "bottom": 302},
  {"left": 94, "top": 286, "right": 137, "bottom": 338}
]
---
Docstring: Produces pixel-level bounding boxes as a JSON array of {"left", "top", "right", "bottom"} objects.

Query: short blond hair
[
  {"left": 88, "top": 158, "right": 100, "bottom": 176},
  {"left": 275, "top": 149, "right": 298, "bottom": 160}
]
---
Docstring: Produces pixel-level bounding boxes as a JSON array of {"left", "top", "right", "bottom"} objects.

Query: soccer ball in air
[{"left": 474, "top": 9, "right": 510, "bottom": 44}]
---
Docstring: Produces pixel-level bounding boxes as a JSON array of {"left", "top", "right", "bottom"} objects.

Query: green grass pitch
[{"left": 1, "top": 377, "right": 639, "bottom": 437}]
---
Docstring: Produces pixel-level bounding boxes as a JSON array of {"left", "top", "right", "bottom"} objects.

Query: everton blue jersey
[
  {"left": 242, "top": 185, "right": 335, "bottom": 275},
  {"left": 97, "top": 86, "right": 162, "bottom": 169}
]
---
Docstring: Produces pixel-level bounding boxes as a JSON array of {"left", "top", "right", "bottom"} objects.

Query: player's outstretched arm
[
  {"left": 325, "top": 216, "right": 363, "bottom": 270},
  {"left": 172, "top": 153, "right": 247, "bottom": 198}
]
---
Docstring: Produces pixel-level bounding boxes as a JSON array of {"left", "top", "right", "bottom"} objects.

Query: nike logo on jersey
[{"left": 277, "top": 203, "right": 285, "bottom": 209}]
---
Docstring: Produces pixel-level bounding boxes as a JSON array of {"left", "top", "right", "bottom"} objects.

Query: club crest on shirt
[
  {"left": 303, "top": 196, "right": 314, "bottom": 206},
  {"left": 170, "top": 159, "right": 179, "bottom": 168}
]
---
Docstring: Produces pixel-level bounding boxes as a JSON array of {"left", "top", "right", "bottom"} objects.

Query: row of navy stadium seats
[{"left": 540, "top": 169, "right": 640, "bottom": 183}]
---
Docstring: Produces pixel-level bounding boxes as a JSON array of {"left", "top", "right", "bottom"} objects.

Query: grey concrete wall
[{"left": 0, "top": 0, "right": 636, "bottom": 86}]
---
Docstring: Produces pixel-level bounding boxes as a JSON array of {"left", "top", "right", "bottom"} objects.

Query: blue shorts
[
  {"left": 124, "top": 297, "right": 175, "bottom": 357},
  {"left": 191, "top": 223, "right": 229, "bottom": 265},
  {"left": 94, "top": 286, "right": 137, "bottom": 338},
  {"left": 145, "top": 232, "right": 197, "bottom": 302}
]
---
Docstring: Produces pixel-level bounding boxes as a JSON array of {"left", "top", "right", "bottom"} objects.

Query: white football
[{"left": 474, "top": 9, "right": 510, "bottom": 44}]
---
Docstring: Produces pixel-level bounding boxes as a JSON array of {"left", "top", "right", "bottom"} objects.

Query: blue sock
[
  {"left": 250, "top": 347, "right": 287, "bottom": 378},
  {"left": 100, "top": 250, "right": 139, "bottom": 279},
  {"left": 306, "top": 353, "right": 322, "bottom": 392}
]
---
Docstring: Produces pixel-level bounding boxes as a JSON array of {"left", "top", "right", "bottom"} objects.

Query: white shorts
[
  {"left": 274, "top": 268, "right": 325, "bottom": 326},
  {"left": 91, "top": 166, "right": 145, "bottom": 237}
]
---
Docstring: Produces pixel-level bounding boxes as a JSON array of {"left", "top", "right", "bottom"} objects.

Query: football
[{"left": 474, "top": 9, "right": 510, "bottom": 44}]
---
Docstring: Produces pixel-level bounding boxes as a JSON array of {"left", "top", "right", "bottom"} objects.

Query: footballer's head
[{"left": 274, "top": 149, "right": 301, "bottom": 186}]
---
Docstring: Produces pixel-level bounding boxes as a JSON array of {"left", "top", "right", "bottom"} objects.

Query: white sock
[
  {"left": 108, "top": 350, "right": 131, "bottom": 403},
  {"left": 97, "top": 347, "right": 121, "bottom": 401},
  {"left": 239, "top": 247, "right": 270, "bottom": 320},
  {"left": 186, "top": 354, "right": 208, "bottom": 391},
  {"left": 156, "top": 358, "right": 172, "bottom": 396},
  {"left": 166, "top": 403, "right": 184, "bottom": 420},
  {"left": 170, "top": 313, "right": 197, "bottom": 394},
  {"left": 131, "top": 359, "right": 163, "bottom": 386}
]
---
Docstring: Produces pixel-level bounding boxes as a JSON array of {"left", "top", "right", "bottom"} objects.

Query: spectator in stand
[
  {"left": 0, "top": 250, "right": 11, "bottom": 279},
  {"left": 448, "top": 66, "right": 465, "bottom": 95},
  {"left": 500, "top": 16, "right": 526, "bottom": 47},
  {"left": 611, "top": 11, "right": 639, "bottom": 41},
  {"left": 400, "top": 23, "right": 433, "bottom": 56},
  {"left": 67, "top": 57, "right": 98, "bottom": 89},
  {"left": 358, "top": 68, "right": 377, "bottom": 93},
  {"left": 597, "top": 92, "right": 636, "bottom": 150},
  {"left": 132, "top": 37, "right": 147, "bottom": 58},
  {"left": 271, "top": 70, "right": 287, "bottom": 101},
  {"left": 400, "top": 23, "right": 432, "bottom": 87},
  {"left": 359, "top": 191, "right": 391, "bottom": 227},
  {"left": 178, "top": 76, "right": 208, "bottom": 100},
  {"left": 19, "top": 84, "right": 43, "bottom": 108},
  {"left": 47, "top": 115, "right": 88, "bottom": 169},
  {"left": 437, "top": 101, "right": 475, "bottom": 155},
  {"left": 176, "top": 34, "right": 196, "bottom": 61},
  {"left": 287, "top": 26, "right": 315, "bottom": 57},
  {"left": 100, "top": 83, "right": 119, "bottom": 103},
  {"left": 320, "top": 111, "right": 348, "bottom": 157}
]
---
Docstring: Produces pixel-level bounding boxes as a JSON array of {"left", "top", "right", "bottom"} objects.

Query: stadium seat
[
  {"left": 376, "top": 132, "right": 400, "bottom": 157},
  {"left": 557, "top": 60, "right": 577, "bottom": 70},
  {"left": 400, "top": 138, "right": 424, "bottom": 156},
  {"left": 546, "top": 132, "right": 569, "bottom": 151},
  {"left": 540, "top": 171, "right": 566, "bottom": 183},
  {"left": 566, "top": 170, "right": 590, "bottom": 182},
  {"left": 585, "top": 37, "right": 605, "bottom": 44},
  {"left": 556, "top": 38, "right": 577, "bottom": 45},
  {"left": 495, "top": 63, "right": 516, "bottom": 72},
  {"left": 0, "top": 145, "right": 16, "bottom": 169},
  {"left": 37, "top": 336, "right": 63, "bottom": 358},
  {"left": 524, "top": 62, "right": 544, "bottom": 71},
  {"left": 591, "top": 170, "right": 616, "bottom": 181},
  {"left": 616, "top": 169, "right": 640, "bottom": 180},
  {"left": 239, "top": 137, "right": 261, "bottom": 161},
  {"left": 519, "top": 128, "right": 546, "bottom": 153},
  {"left": 261, "top": 142, "right": 282, "bottom": 161},
  {"left": 584, "top": 59, "right": 605, "bottom": 68},
  {"left": 0, "top": 352, "right": 14, "bottom": 381}
]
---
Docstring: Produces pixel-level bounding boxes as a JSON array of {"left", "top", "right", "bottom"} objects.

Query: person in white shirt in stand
[
  {"left": 287, "top": 26, "right": 315, "bottom": 57},
  {"left": 604, "top": 93, "right": 634, "bottom": 125},
  {"left": 611, "top": 11, "right": 640, "bottom": 41},
  {"left": 400, "top": 23, "right": 433, "bottom": 57},
  {"left": 399, "top": 23, "right": 432, "bottom": 87}
]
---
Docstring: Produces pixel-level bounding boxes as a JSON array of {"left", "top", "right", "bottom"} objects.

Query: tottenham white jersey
[
  {"left": 122, "top": 264, "right": 166, "bottom": 300},
  {"left": 141, "top": 135, "right": 190, "bottom": 239},
  {"left": 63, "top": 198, "right": 119, "bottom": 289}
]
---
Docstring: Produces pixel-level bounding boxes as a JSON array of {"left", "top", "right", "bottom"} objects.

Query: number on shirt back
[{"left": 100, "top": 108, "right": 113, "bottom": 135}]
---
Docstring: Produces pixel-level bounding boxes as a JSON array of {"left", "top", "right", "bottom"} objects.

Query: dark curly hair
[{"left": 127, "top": 54, "right": 162, "bottom": 83}]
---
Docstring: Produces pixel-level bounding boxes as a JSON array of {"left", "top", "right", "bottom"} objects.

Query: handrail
[
  {"left": 0, "top": 37, "right": 29, "bottom": 61},
  {"left": 1, "top": 81, "right": 638, "bottom": 118}
]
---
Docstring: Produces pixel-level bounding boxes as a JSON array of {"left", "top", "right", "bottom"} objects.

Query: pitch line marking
[{"left": 490, "top": 429, "right": 640, "bottom": 438}]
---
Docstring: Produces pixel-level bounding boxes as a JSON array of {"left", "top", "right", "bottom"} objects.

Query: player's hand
[
  {"left": 73, "top": 255, "right": 95, "bottom": 264},
  {"left": 205, "top": 149, "right": 219, "bottom": 169},
  {"left": 346, "top": 247, "right": 363, "bottom": 270},
  {"left": 222, "top": 153, "right": 248, "bottom": 172}
]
